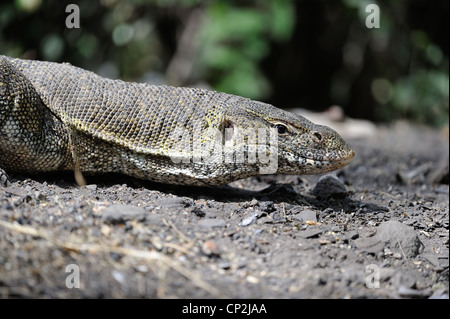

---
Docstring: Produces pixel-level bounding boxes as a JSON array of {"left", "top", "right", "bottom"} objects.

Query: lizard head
[
  {"left": 268, "top": 118, "right": 355, "bottom": 175},
  {"left": 223, "top": 98, "right": 355, "bottom": 176}
]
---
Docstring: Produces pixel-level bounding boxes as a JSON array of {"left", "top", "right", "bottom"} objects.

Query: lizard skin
[{"left": 0, "top": 55, "right": 354, "bottom": 186}]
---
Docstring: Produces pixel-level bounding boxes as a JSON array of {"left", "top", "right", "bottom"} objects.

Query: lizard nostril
[{"left": 313, "top": 131, "right": 322, "bottom": 142}]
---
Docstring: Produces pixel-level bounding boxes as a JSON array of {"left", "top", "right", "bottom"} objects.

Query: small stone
[
  {"left": 101, "top": 224, "right": 111, "bottom": 237},
  {"left": 397, "top": 163, "right": 431, "bottom": 184},
  {"left": 143, "top": 213, "right": 164, "bottom": 226},
  {"left": 250, "top": 199, "right": 259, "bottom": 206},
  {"left": 135, "top": 265, "right": 149, "bottom": 273},
  {"left": 341, "top": 230, "right": 359, "bottom": 243},
  {"left": 311, "top": 174, "right": 348, "bottom": 199},
  {"left": 377, "top": 221, "right": 424, "bottom": 257},
  {"left": 398, "top": 286, "right": 431, "bottom": 298},
  {"left": 293, "top": 209, "right": 317, "bottom": 223},
  {"left": 218, "top": 261, "right": 231, "bottom": 269},
  {"left": 355, "top": 221, "right": 424, "bottom": 257},
  {"left": 3, "top": 186, "right": 28, "bottom": 197},
  {"left": 241, "top": 212, "right": 258, "bottom": 226},
  {"left": 111, "top": 270, "right": 126, "bottom": 285},
  {"left": 155, "top": 197, "right": 187, "bottom": 212},
  {"left": 298, "top": 227, "right": 327, "bottom": 238},
  {"left": 198, "top": 218, "right": 226, "bottom": 229},
  {"left": 201, "top": 240, "right": 220, "bottom": 256},
  {"left": 258, "top": 201, "right": 275, "bottom": 213},
  {"left": 84, "top": 184, "right": 97, "bottom": 191},
  {"left": 246, "top": 275, "right": 259, "bottom": 284},
  {"left": 102, "top": 204, "right": 147, "bottom": 223}
]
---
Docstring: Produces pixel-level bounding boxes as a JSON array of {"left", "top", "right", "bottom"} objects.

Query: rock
[
  {"left": 397, "top": 163, "right": 431, "bottom": 184},
  {"left": 377, "top": 221, "right": 424, "bottom": 257},
  {"left": 341, "top": 230, "right": 359, "bottom": 243},
  {"left": 102, "top": 204, "right": 147, "bottom": 223},
  {"left": 398, "top": 286, "right": 431, "bottom": 298},
  {"left": 311, "top": 174, "right": 348, "bottom": 199},
  {"left": 298, "top": 226, "right": 327, "bottom": 238},
  {"left": 84, "top": 184, "right": 97, "bottom": 191},
  {"left": 2, "top": 186, "right": 28, "bottom": 197},
  {"left": 155, "top": 197, "right": 187, "bottom": 212},
  {"left": 354, "top": 237, "right": 385, "bottom": 254},
  {"left": 218, "top": 261, "right": 231, "bottom": 269},
  {"left": 143, "top": 213, "right": 164, "bottom": 226},
  {"left": 355, "top": 221, "right": 424, "bottom": 257},
  {"left": 427, "top": 151, "right": 449, "bottom": 184},
  {"left": 429, "top": 289, "right": 449, "bottom": 299},
  {"left": 292, "top": 209, "right": 317, "bottom": 223},
  {"left": 201, "top": 240, "right": 220, "bottom": 256},
  {"left": 198, "top": 218, "right": 226, "bottom": 229},
  {"left": 258, "top": 201, "right": 275, "bottom": 213},
  {"left": 240, "top": 212, "right": 258, "bottom": 226}
]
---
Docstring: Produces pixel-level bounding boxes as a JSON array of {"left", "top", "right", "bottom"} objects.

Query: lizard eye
[{"left": 275, "top": 124, "right": 288, "bottom": 135}]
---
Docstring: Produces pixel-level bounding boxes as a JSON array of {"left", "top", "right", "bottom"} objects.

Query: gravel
[{"left": 0, "top": 121, "right": 448, "bottom": 298}]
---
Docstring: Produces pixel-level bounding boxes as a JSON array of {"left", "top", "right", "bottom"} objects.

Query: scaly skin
[{"left": 0, "top": 55, "right": 354, "bottom": 186}]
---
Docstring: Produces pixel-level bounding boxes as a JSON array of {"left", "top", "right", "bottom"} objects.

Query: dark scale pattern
[{"left": 0, "top": 55, "right": 354, "bottom": 185}]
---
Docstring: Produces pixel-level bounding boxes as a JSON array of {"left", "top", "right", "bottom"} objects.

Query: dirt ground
[{"left": 0, "top": 119, "right": 448, "bottom": 299}]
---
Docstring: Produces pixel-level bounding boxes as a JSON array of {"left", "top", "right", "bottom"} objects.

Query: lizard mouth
[
  {"left": 321, "top": 149, "right": 354, "bottom": 162},
  {"left": 334, "top": 149, "right": 355, "bottom": 167},
  {"left": 337, "top": 149, "right": 355, "bottom": 163},
  {"left": 303, "top": 149, "right": 354, "bottom": 171}
]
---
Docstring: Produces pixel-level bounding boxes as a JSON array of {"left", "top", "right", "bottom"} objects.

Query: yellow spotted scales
[{"left": 0, "top": 55, "right": 354, "bottom": 186}]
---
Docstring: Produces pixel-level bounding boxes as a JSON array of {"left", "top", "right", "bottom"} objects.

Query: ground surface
[{"left": 0, "top": 120, "right": 448, "bottom": 299}]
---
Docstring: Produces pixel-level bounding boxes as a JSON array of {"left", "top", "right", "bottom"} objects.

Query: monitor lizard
[{"left": 0, "top": 55, "right": 354, "bottom": 186}]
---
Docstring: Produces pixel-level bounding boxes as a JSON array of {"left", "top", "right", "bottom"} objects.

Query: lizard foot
[{"left": 0, "top": 168, "right": 11, "bottom": 187}]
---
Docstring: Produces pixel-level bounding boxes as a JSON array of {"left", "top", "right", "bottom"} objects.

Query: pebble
[
  {"left": 84, "top": 184, "right": 97, "bottom": 191},
  {"left": 143, "top": 213, "right": 164, "bottom": 226},
  {"left": 111, "top": 270, "right": 127, "bottom": 285},
  {"left": 241, "top": 212, "right": 258, "bottom": 226},
  {"left": 201, "top": 240, "right": 220, "bottom": 256},
  {"left": 198, "top": 218, "right": 226, "bottom": 229},
  {"left": 258, "top": 201, "right": 275, "bottom": 213},
  {"left": 311, "top": 174, "right": 348, "bottom": 199},
  {"left": 218, "top": 261, "right": 231, "bottom": 269},
  {"left": 298, "top": 227, "right": 327, "bottom": 238},
  {"left": 102, "top": 204, "right": 147, "bottom": 223},
  {"left": 377, "top": 221, "right": 424, "bottom": 257},
  {"left": 3, "top": 186, "right": 28, "bottom": 197},
  {"left": 398, "top": 286, "right": 431, "bottom": 298},
  {"left": 155, "top": 197, "right": 187, "bottom": 212},
  {"left": 355, "top": 221, "right": 423, "bottom": 257},
  {"left": 292, "top": 209, "right": 317, "bottom": 223}
]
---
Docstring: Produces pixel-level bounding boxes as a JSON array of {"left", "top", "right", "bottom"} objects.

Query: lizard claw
[{"left": 0, "top": 168, "right": 11, "bottom": 187}]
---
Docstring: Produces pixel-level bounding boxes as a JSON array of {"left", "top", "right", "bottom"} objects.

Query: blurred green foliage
[
  {"left": 0, "top": 0, "right": 448, "bottom": 127},
  {"left": 197, "top": 0, "right": 295, "bottom": 99}
]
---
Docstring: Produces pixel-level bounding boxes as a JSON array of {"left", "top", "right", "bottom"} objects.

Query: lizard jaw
[
  {"left": 304, "top": 149, "right": 355, "bottom": 173},
  {"left": 277, "top": 148, "right": 354, "bottom": 175}
]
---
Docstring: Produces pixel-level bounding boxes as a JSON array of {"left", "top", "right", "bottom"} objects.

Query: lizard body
[{"left": 0, "top": 55, "right": 354, "bottom": 186}]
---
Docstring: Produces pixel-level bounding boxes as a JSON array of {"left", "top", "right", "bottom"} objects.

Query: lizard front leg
[{"left": 0, "top": 57, "right": 73, "bottom": 176}]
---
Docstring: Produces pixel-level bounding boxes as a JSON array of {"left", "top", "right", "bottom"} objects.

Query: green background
[{"left": 1, "top": 0, "right": 448, "bottom": 126}]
